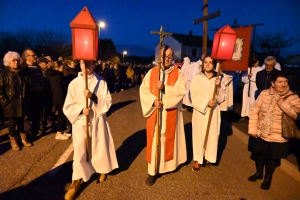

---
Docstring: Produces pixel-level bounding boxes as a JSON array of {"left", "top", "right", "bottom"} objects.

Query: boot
[
  {"left": 248, "top": 160, "right": 264, "bottom": 182},
  {"left": 248, "top": 172, "right": 263, "bottom": 182},
  {"left": 64, "top": 179, "right": 82, "bottom": 200},
  {"left": 261, "top": 176, "right": 272, "bottom": 190},
  {"left": 20, "top": 133, "right": 32, "bottom": 147},
  {"left": 9, "top": 135, "right": 20, "bottom": 151}
]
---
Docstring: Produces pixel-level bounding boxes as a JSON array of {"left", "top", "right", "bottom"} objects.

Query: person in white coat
[
  {"left": 240, "top": 58, "right": 262, "bottom": 121},
  {"left": 63, "top": 60, "right": 118, "bottom": 200},
  {"left": 190, "top": 56, "right": 226, "bottom": 172},
  {"left": 140, "top": 46, "right": 187, "bottom": 186}
]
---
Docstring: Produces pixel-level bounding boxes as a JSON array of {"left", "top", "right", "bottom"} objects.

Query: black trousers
[
  {"left": 55, "top": 104, "right": 66, "bottom": 132},
  {"left": 8, "top": 117, "right": 24, "bottom": 137}
]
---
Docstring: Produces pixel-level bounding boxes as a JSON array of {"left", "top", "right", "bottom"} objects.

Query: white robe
[
  {"left": 190, "top": 72, "right": 226, "bottom": 164},
  {"left": 140, "top": 66, "right": 187, "bottom": 176},
  {"left": 219, "top": 72, "right": 234, "bottom": 111},
  {"left": 241, "top": 67, "right": 262, "bottom": 117},
  {"left": 63, "top": 72, "right": 118, "bottom": 182},
  {"left": 183, "top": 60, "right": 202, "bottom": 106}
]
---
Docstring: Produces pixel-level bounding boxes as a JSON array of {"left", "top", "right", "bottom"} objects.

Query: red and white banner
[{"left": 221, "top": 26, "right": 252, "bottom": 71}]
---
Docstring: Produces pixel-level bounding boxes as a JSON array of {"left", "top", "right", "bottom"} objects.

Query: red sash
[{"left": 146, "top": 66, "right": 178, "bottom": 163}]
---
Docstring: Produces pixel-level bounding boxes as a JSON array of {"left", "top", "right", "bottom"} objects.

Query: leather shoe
[
  {"left": 247, "top": 173, "right": 263, "bottom": 182},
  {"left": 261, "top": 177, "right": 272, "bottom": 190},
  {"left": 145, "top": 174, "right": 158, "bottom": 186}
]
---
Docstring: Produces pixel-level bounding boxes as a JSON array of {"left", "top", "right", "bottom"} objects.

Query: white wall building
[{"left": 154, "top": 30, "right": 212, "bottom": 64}]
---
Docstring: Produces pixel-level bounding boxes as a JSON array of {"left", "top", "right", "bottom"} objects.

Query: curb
[{"left": 232, "top": 125, "right": 300, "bottom": 183}]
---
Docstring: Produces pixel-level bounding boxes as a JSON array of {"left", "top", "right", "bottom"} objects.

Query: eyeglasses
[
  {"left": 11, "top": 59, "right": 20, "bottom": 62},
  {"left": 163, "top": 55, "right": 173, "bottom": 60},
  {"left": 27, "top": 54, "right": 36, "bottom": 57}
]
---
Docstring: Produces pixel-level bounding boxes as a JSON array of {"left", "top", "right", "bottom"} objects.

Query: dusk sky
[{"left": 1, "top": 0, "right": 300, "bottom": 57}]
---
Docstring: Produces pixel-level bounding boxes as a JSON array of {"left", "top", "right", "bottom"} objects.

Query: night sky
[{"left": 1, "top": 0, "right": 300, "bottom": 57}]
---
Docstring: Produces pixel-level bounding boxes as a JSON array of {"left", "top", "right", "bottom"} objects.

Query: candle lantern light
[{"left": 70, "top": 6, "right": 98, "bottom": 60}]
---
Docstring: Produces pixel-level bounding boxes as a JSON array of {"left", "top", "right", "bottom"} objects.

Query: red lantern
[
  {"left": 70, "top": 6, "right": 98, "bottom": 60},
  {"left": 211, "top": 25, "right": 237, "bottom": 60}
]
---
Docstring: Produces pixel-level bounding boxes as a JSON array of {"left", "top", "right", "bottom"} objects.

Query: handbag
[{"left": 281, "top": 94, "right": 300, "bottom": 139}]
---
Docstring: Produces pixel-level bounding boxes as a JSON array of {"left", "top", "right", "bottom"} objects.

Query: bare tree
[{"left": 254, "top": 31, "right": 300, "bottom": 56}]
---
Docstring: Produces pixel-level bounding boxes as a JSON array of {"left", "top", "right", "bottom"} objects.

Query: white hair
[{"left": 3, "top": 51, "right": 20, "bottom": 66}]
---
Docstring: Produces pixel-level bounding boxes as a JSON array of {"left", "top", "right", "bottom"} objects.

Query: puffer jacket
[{"left": 248, "top": 86, "right": 300, "bottom": 142}]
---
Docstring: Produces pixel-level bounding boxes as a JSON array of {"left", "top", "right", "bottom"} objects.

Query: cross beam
[
  {"left": 193, "top": 0, "right": 220, "bottom": 56},
  {"left": 193, "top": 10, "right": 220, "bottom": 25},
  {"left": 151, "top": 26, "right": 172, "bottom": 66}
]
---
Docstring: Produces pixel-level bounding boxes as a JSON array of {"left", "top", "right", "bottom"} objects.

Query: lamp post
[
  {"left": 98, "top": 21, "right": 105, "bottom": 59},
  {"left": 98, "top": 21, "right": 105, "bottom": 39},
  {"left": 123, "top": 51, "right": 127, "bottom": 63}
]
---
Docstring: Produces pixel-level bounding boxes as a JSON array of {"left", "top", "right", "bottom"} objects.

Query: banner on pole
[{"left": 221, "top": 26, "right": 252, "bottom": 71}]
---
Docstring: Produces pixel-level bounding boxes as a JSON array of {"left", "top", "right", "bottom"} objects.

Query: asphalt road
[{"left": 0, "top": 86, "right": 299, "bottom": 200}]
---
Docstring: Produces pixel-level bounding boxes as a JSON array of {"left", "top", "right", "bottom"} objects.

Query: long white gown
[
  {"left": 140, "top": 66, "right": 187, "bottom": 176},
  {"left": 63, "top": 72, "right": 118, "bottom": 182},
  {"left": 190, "top": 72, "right": 226, "bottom": 164},
  {"left": 183, "top": 60, "right": 202, "bottom": 107},
  {"left": 241, "top": 66, "right": 262, "bottom": 117}
]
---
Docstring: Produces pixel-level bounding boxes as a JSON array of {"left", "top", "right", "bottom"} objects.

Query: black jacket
[
  {"left": 0, "top": 67, "right": 30, "bottom": 117},
  {"left": 256, "top": 69, "right": 280, "bottom": 93},
  {"left": 46, "top": 69, "right": 67, "bottom": 106}
]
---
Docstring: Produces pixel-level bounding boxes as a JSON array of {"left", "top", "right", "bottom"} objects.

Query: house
[
  {"left": 154, "top": 30, "right": 213, "bottom": 63},
  {"left": 284, "top": 54, "right": 300, "bottom": 68}
]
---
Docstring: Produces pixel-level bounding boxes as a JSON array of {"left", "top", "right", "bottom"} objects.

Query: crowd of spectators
[{"left": 0, "top": 48, "right": 153, "bottom": 150}]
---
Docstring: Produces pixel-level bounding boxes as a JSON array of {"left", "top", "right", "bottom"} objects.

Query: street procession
[{"left": 1, "top": 1, "right": 300, "bottom": 200}]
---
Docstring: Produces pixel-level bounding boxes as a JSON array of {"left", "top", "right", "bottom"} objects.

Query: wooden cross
[
  {"left": 193, "top": 0, "right": 220, "bottom": 56},
  {"left": 151, "top": 25, "right": 172, "bottom": 174},
  {"left": 151, "top": 26, "right": 172, "bottom": 67}
]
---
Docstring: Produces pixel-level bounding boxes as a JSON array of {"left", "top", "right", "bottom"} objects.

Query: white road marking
[{"left": 48, "top": 143, "right": 74, "bottom": 176}]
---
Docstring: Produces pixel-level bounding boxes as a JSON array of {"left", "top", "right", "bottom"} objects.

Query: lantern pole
[
  {"left": 204, "top": 25, "right": 237, "bottom": 159},
  {"left": 203, "top": 61, "right": 221, "bottom": 152},
  {"left": 70, "top": 6, "right": 99, "bottom": 162},
  {"left": 85, "top": 66, "right": 91, "bottom": 162}
]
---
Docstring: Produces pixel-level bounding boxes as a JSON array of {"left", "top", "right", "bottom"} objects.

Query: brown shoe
[
  {"left": 98, "top": 174, "right": 107, "bottom": 183},
  {"left": 192, "top": 161, "right": 200, "bottom": 172},
  {"left": 9, "top": 135, "right": 20, "bottom": 151},
  {"left": 64, "top": 179, "right": 82, "bottom": 200},
  {"left": 20, "top": 133, "right": 32, "bottom": 147}
]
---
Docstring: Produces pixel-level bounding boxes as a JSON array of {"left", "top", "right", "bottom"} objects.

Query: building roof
[{"left": 171, "top": 32, "right": 213, "bottom": 47}]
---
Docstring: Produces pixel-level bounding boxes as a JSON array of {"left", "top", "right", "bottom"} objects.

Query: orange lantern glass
[
  {"left": 211, "top": 25, "right": 237, "bottom": 60},
  {"left": 70, "top": 6, "right": 98, "bottom": 60}
]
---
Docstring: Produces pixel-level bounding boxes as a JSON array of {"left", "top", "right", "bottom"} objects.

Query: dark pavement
[{"left": 0, "top": 85, "right": 299, "bottom": 200}]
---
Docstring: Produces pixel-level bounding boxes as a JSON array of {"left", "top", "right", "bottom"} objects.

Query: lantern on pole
[
  {"left": 70, "top": 6, "right": 99, "bottom": 162},
  {"left": 70, "top": 6, "right": 98, "bottom": 60},
  {"left": 211, "top": 25, "right": 237, "bottom": 61},
  {"left": 202, "top": 25, "right": 237, "bottom": 157}
]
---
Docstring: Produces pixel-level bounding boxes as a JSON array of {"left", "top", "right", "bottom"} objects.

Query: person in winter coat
[
  {"left": 126, "top": 64, "right": 134, "bottom": 86},
  {"left": 0, "top": 51, "right": 32, "bottom": 150},
  {"left": 47, "top": 61, "right": 70, "bottom": 140},
  {"left": 248, "top": 72, "right": 300, "bottom": 190}
]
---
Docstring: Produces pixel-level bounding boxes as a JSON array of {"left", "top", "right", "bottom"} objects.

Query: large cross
[
  {"left": 193, "top": 0, "right": 220, "bottom": 56},
  {"left": 151, "top": 26, "right": 172, "bottom": 67},
  {"left": 150, "top": 26, "right": 172, "bottom": 174}
]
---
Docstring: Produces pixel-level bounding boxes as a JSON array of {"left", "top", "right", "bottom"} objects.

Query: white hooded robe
[{"left": 63, "top": 72, "right": 118, "bottom": 182}]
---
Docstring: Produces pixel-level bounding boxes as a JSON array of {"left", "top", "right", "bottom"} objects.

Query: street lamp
[
  {"left": 98, "top": 21, "right": 105, "bottom": 59},
  {"left": 123, "top": 51, "right": 127, "bottom": 62},
  {"left": 98, "top": 21, "right": 105, "bottom": 38}
]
